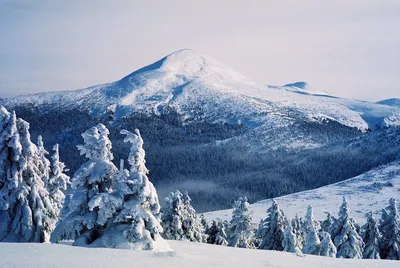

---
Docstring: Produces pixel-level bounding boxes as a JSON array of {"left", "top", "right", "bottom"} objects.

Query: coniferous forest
[
  {"left": 3, "top": 104, "right": 399, "bottom": 212},
  {"left": 1, "top": 107, "right": 398, "bottom": 260}
]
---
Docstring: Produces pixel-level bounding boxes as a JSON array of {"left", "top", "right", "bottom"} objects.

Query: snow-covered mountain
[
  {"left": 2, "top": 49, "right": 400, "bottom": 211},
  {"left": 206, "top": 161, "right": 400, "bottom": 224},
  {"left": 6, "top": 49, "right": 400, "bottom": 132}
]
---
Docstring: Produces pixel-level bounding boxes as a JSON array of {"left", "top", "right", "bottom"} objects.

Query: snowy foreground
[
  {"left": 207, "top": 162, "right": 400, "bottom": 224},
  {"left": 1, "top": 240, "right": 398, "bottom": 268}
]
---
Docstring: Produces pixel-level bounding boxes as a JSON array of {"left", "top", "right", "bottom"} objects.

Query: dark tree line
[{"left": 4, "top": 103, "right": 400, "bottom": 212}]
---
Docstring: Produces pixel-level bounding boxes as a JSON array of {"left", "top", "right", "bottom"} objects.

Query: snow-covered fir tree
[
  {"left": 227, "top": 196, "right": 255, "bottom": 248},
  {"left": 353, "top": 219, "right": 362, "bottom": 237},
  {"left": 328, "top": 196, "right": 364, "bottom": 258},
  {"left": 282, "top": 223, "right": 302, "bottom": 254},
  {"left": 181, "top": 191, "right": 207, "bottom": 242},
  {"left": 319, "top": 231, "right": 337, "bottom": 257},
  {"left": 161, "top": 190, "right": 206, "bottom": 242},
  {"left": 206, "top": 219, "right": 228, "bottom": 246},
  {"left": 51, "top": 124, "right": 118, "bottom": 245},
  {"left": 215, "top": 220, "right": 229, "bottom": 246},
  {"left": 113, "top": 159, "right": 129, "bottom": 185},
  {"left": 91, "top": 128, "right": 165, "bottom": 250},
  {"left": 205, "top": 219, "right": 218, "bottom": 244},
  {"left": 48, "top": 144, "right": 70, "bottom": 215},
  {"left": 162, "top": 190, "right": 186, "bottom": 240},
  {"left": 200, "top": 214, "right": 209, "bottom": 233},
  {"left": 362, "top": 211, "right": 381, "bottom": 259},
  {"left": 291, "top": 214, "right": 305, "bottom": 249},
  {"left": 302, "top": 205, "right": 321, "bottom": 255},
  {"left": 379, "top": 198, "right": 400, "bottom": 260},
  {"left": 320, "top": 212, "right": 334, "bottom": 233},
  {"left": 36, "top": 135, "right": 51, "bottom": 187},
  {"left": 258, "top": 199, "right": 286, "bottom": 251},
  {"left": 0, "top": 107, "right": 57, "bottom": 242}
]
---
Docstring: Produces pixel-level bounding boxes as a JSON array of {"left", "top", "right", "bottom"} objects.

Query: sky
[{"left": 0, "top": 0, "right": 399, "bottom": 101}]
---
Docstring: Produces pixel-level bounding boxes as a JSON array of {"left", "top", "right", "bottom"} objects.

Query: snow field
[{"left": 0, "top": 240, "right": 399, "bottom": 268}]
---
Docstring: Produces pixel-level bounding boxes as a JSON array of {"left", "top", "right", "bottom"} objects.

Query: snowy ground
[
  {"left": 206, "top": 162, "right": 400, "bottom": 224},
  {"left": 1, "top": 159, "right": 399, "bottom": 268},
  {"left": 1, "top": 240, "right": 398, "bottom": 268}
]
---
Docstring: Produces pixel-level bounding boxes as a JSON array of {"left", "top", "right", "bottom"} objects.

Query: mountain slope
[{"left": 206, "top": 161, "right": 400, "bottom": 224}]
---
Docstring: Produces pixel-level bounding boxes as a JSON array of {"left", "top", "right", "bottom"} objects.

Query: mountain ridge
[
  {"left": 377, "top": 98, "right": 400, "bottom": 107},
  {"left": 5, "top": 49, "right": 400, "bottom": 131},
  {"left": 3, "top": 49, "right": 400, "bottom": 158}
]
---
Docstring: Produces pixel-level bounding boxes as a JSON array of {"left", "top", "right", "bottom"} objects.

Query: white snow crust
[{"left": 0, "top": 240, "right": 399, "bottom": 268}]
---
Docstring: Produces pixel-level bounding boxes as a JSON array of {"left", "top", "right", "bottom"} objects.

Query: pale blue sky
[{"left": 0, "top": 0, "right": 399, "bottom": 101}]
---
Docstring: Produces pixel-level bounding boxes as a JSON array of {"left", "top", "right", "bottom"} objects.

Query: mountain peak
[
  {"left": 164, "top": 48, "right": 201, "bottom": 58},
  {"left": 158, "top": 48, "right": 207, "bottom": 74},
  {"left": 119, "top": 49, "right": 252, "bottom": 87},
  {"left": 119, "top": 49, "right": 210, "bottom": 81},
  {"left": 283, "top": 81, "right": 309, "bottom": 89}
]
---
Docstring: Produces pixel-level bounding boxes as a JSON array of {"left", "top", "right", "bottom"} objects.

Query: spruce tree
[
  {"left": 51, "top": 124, "right": 118, "bottom": 245},
  {"left": 182, "top": 191, "right": 207, "bottom": 242},
  {"left": 302, "top": 205, "right": 321, "bottom": 255},
  {"left": 320, "top": 212, "right": 334, "bottom": 233},
  {"left": 48, "top": 144, "right": 70, "bottom": 215},
  {"left": 36, "top": 135, "right": 50, "bottom": 187},
  {"left": 258, "top": 199, "right": 286, "bottom": 251},
  {"left": 379, "top": 198, "right": 400, "bottom": 260},
  {"left": 200, "top": 214, "right": 209, "bottom": 234},
  {"left": 228, "top": 196, "right": 255, "bottom": 248},
  {"left": 362, "top": 211, "right": 381, "bottom": 259},
  {"left": 206, "top": 219, "right": 228, "bottom": 246},
  {"left": 205, "top": 219, "right": 218, "bottom": 244},
  {"left": 328, "top": 197, "right": 364, "bottom": 258},
  {"left": 161, "top": 190, "right": 186, "bottom": 240},
  {"left": 91, "top": 128, "right": 165, "bottom": 250},
  {"left": 161, "top": 190, "right": 206, "bottom": 242},
  {"left": 319, "top": 231, "right": 337, "bottom": 257},
  {"left": 215, "top": 220, "right": 229, "bottom": 246},
  {"left": 283, "top": 223, "right": 302, "bottom": 254},
  {"left": 0, "top": 107, "right": 57, "bottom": 242},
  {"left": 291, "top": 214, "right": 305, "bottom": 249}
]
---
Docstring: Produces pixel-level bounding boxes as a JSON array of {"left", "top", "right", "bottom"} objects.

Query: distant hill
[
  {"left": 377, "top": 98, "right": 400, "bottom": 107},
  {"left": 206, "top": 161, "right": 400, "bottom": 224}
]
